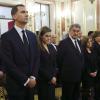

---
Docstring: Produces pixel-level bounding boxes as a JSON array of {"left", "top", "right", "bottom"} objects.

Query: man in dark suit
[
  {"left": 57, "top": 24, "right": 84, "bottom": 100},
  {"left": 0, "top": 4, "right": 40, "bottom": 100}
]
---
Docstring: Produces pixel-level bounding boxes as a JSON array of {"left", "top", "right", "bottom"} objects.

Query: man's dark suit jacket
[
  {"left": 57, "top": 36, "right": 84, "bottom": 83},
  {"left": 0, "top": 27, "right": 40, "bottom": 95}
]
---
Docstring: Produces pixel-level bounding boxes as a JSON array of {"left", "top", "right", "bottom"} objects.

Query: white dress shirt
[
  {"left": 14, "top": 25, "right": 29, "bottom": 43},
  {"left": 69, "top": 34, "right": 81, "bottom": 53}
]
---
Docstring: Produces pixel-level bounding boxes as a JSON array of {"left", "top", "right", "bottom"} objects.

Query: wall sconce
[{"left": 89, "top": 0, "right": 95, "bottom": 4}]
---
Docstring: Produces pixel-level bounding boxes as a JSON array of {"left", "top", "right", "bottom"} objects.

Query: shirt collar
[
  {"left": 14, "top": 25, "right": 26, "bottom": 41},
  {"left": 14, "top": 25, "right": 25, "bottom": 33},
  {"left": 69, "top": 34, "right": 76, "bottom": 43}
]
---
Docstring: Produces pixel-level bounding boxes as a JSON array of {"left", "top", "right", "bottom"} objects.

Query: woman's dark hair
[
  {"left": 88, "top": 31, "right": 94, "bottom": 36},
  {"left": 39, "top": 26, "right": 51, "bottom": 50},
  {"left": 81, "top": 36, "right": 93, "bottom": 52},
  {"left": 81, "top": 36, "right": 89, "bottom": 48}
]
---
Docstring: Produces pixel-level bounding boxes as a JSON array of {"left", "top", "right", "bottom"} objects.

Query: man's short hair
[
  {"left": 69, "top": 24, "right": 81, "bottom": 31},
  {"left": 11, "top": 4, "right": 25, "bottom": 16}
]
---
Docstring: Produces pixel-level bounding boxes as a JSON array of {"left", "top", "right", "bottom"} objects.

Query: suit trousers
[
  {"left": 8, "top": 88, "right": 34, "bottom": 100},
  {"left": 38, "top": 81, "right": 55, "bottom": 100},
  {"left": 62, "top": 82, "right": 80, "bottom": 100}
]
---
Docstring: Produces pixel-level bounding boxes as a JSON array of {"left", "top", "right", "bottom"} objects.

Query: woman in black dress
[
  {"left": 37, "top": 26, "right": 57, "bottom": 100},
  {"left": 82, "top": 37, "right": 98, "bottom": 100},
  {"left": 92, "top": 32, "right": 100, "bottom": 100}
]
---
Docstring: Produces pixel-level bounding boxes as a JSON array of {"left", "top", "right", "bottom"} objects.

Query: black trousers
[
  {"left": 62, "top": 82, "right": 80, "bottom": 100},
  {"left": 7, "top": 88, "right": 34, "bottom": 100},
  {"left": 94, "top": 82, "right": 100, "bottom": 100},
  {"left": 38, "top": 81, "right": 55, "bottom": 100}
]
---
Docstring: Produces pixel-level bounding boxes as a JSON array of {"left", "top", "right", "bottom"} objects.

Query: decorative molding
[
  {"left": 34, "top": 0, "right": 55, "bottom": 4},
  {"left": 0, "top": 0, "right": 25, "bottom": 5}
]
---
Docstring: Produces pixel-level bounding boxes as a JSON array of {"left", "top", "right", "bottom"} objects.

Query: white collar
[
  {"left": 69, "top": 34, "right": 81, "bottom": 53},
  {"left": 14, "top": 25, "right": 25, "bottom": 33},
  {"left": 14, "top": 25, "right": 27, "bottom": 41},
  {"left": 69, "top": 34, "right": 77, "bottom": 43}
]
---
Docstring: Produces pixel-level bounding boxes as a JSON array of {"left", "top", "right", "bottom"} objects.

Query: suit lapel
[
  {"left": 26, "top": 30, "right": 34, "bottom": 62},
  {"left": 26, "top": 31, "right": 35, "bottom": 72},
  {"left": 67, "top": 37, "right": 82, "bottom": 56},
  {"left": 12, "top": 28, "right": 29, "bottom": 60},
  {"left": 67, "top": 37, "right": 76, "bottom": 50}
]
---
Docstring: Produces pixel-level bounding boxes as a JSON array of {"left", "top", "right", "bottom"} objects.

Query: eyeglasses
[{"left": 72, "top": 30, "right": 80, "bottom": 33}]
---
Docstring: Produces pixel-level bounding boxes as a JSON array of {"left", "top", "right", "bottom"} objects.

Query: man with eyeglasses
[{"left": 57, "top": 24, "right": 84, "bottom": 100}]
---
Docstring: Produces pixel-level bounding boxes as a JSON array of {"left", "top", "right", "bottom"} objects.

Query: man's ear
[{"left": 12, "top": 14, "right": 16, "bottom": 20}]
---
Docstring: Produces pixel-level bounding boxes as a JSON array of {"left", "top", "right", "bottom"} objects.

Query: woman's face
[
  {"left": 42, "top": 32, "right": 51, "bottom": 44},
  {"left": 87, "top": 38, "right": 93, "bottom": 48}
]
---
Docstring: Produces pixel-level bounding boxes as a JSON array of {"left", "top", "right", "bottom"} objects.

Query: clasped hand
[{"left": 27, "top": 78, "right": 36, "bottom": 88}]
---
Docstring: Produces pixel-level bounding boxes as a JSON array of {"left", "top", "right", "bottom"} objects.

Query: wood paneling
[{"left": 97, "top": 0, "right": 100, "bottom": 30}]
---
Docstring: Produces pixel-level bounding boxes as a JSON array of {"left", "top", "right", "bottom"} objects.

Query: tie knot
[
  {"left": 74, "top": 40, "right": 78, "bottom": 47},
  {"left": 22, "top": 30, "right": 25, "bottom": 34},
  {"left": 74, "top": 39, "right": 77, "bottom": 43}
]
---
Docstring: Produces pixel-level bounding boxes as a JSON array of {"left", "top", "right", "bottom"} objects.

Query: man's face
[
  {"left": 13, "top": 6, "right": 28, "bottom": 24},
  {"left": 51, "top": 35, "right": 57, "bottom": 44},
  {"left": 69, "top": 26, "right": 80, "bottom": 39}
]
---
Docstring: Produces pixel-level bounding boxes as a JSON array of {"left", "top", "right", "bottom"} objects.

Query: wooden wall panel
[{"left": 97, "top": 0, "right": 100, "bottom": 30}]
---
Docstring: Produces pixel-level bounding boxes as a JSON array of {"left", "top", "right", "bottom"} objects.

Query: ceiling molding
[{"left": 34, "top": 0, "right": 55, "bottom": 4}]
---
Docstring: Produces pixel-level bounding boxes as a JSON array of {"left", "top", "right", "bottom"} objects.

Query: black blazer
[
  {"left": 82, "top": 48, "right": 98, "bottom": 86},
  {"left": 93, "top": 41, "right": 100, "bottom": 78},
  {"left": 0, "top": 27, "right": 40, "bottom": 94},
  {"left": 57, "top": 37, "right": 84, "bottom": 82},
  {"left": 38, "top": 44, "right": 57, "bottom": 82}
]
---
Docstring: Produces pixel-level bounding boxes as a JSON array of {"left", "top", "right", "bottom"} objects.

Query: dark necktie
[
  {"left": 22, "top": 30, "right": 29, "bottom": 59},
  {"left": 22, "top": 30, "right": 28, "bottom": 47},
  {"left": 74, "top": 40, "right": 80, "bottom": 52}
]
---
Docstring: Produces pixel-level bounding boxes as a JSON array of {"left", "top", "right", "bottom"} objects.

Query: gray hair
[{"left": 69, "top": 24, "right": 81, "bottom": 31}]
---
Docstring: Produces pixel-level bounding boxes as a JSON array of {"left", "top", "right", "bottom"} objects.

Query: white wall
[
  {"left": 0, "top": 0, "right": 25, "bottom": 5},
  {"left": 50, "top": 3, "right": 55, "bottom": 34},
  {"left": 72, "top": 0, "right": 96, "bottom": 35}
]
